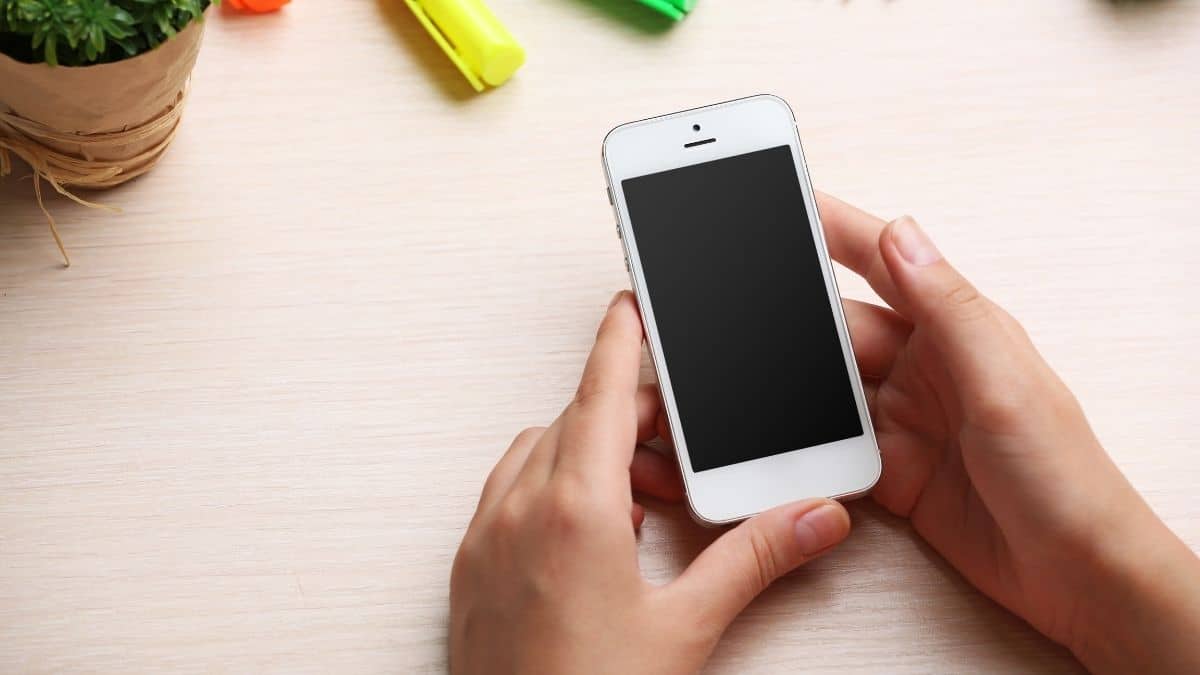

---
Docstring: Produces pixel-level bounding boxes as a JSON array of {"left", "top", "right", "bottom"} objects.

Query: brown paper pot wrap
[{"left": 0, "top": 14, "right": 207, "bottom": 264}]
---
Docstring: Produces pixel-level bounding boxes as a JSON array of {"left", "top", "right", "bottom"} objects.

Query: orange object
[{"left": 227, "top": 0, "right": 291, "bottom": 12}]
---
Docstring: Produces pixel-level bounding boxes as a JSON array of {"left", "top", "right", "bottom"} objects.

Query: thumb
[
  {"left": 878, "top": 215, "right": 1033, "bottom": 393},
  {"left": 667, "top": 500, "right": 850, "bottom": 632}
]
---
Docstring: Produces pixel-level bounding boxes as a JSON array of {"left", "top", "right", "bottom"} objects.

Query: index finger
[
  {"left": 554, "top": 291, "right": 645, "bottom": 480},
  {"left": 816, "top": 191, "right": 903, "bottom": 309}
]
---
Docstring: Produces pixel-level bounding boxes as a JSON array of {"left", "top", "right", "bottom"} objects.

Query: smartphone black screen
[{"left": 621, "top": 145, "right": 863, "bottom": 472}]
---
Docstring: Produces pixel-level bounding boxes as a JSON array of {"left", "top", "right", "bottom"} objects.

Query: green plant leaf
[
  {"left": 0, "top": 0, "right": 214, "bottom": 66},
  {"left": 44, "top": 32, "right": 57, "bottom": 66},
  {"left": 111, "top": 35, "right": 136, "bottom": 55}
]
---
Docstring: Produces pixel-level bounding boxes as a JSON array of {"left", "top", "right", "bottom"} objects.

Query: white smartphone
[{"left": 602, "top": 95, "right": 881, "bottom": 525}]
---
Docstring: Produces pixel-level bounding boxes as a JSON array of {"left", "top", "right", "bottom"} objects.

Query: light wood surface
[{"left": 2, "top": 1, "right": 1198, "bottom": 672}]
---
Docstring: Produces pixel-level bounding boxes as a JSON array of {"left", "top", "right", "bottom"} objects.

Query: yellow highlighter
[{"left": 404, "top": 0, "right": 526, "bottom": 92}]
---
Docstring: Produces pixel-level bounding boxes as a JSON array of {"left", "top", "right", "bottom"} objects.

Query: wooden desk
[{"left": 2, "top": 1, "right": 1197, "bottom": 671}]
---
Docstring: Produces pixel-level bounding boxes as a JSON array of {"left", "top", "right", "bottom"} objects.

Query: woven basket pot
[{"left": 0, "top": 16, "right": 207, "bottom": 264}]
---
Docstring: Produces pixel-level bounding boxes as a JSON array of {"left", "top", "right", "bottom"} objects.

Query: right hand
[
  {"left": 450, "top": 293, "right": 852, "bottom": 675},
  {"left": 813, "top": 193, "right": 1200, "bottom": 673}
]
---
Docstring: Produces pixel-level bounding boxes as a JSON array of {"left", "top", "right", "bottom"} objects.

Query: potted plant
[{"left": 0, "top": 0, "right": 214, "bottom": 265}]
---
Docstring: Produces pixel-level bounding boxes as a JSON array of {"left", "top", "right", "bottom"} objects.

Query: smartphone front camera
[{"left": 692, "top": 124, "right": 701, "bottom": 132}]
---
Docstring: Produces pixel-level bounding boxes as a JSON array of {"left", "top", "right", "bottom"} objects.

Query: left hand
[{"left": 449, "top": 291, "right": 853, "bottom": 675}]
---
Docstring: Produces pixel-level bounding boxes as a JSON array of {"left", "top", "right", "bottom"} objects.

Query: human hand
[
  {"left": 449, "top": 292, "right": 853, "bottom": 675},
  {"left": 814, "top": 193, "right": 1200, "bottom": 673}
]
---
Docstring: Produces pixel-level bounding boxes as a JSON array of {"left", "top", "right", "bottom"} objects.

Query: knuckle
[
  {"left": 451, "top": 534, "right": 478, "bottom": 583},
  {"left": 490, "top": 499, "right": 524, "bottom": 535},
  {"left": 747, "top": 528, "right": 780, "bottom": 592},
  {"left": 451, "top": 527, "right": 492, "bottom": 593},
  {"left": 512, "top": 426, "right": 546, "bottom": 447},
  {"left": 573, "top": 372, "right": 612, "bottom": 407},
  {"left": 941, "top": 282, "right": 987, "bottom": 318},
  {"left": 995, "top": 306, "right": 1033, "bottom": 344},
  {"left": 548, "top": 481, "right": 586, "bottom": 516},
  {"left": 993, "top": 305, "right": 1020, "bottom": 330},
  {"left": 864, "top": 249, "right": 890, "bottom": 288},
  {"left": 564, "top": 396, "right": 610, "bottom": 434},
  {"left": 479, "top": 471, "right": 502, "bottom": 501},
  {"left": 543, "top": 482, "right": 591, "bottom": 535},
  {"left": 968, "top": 389, "right": 1030, "bottom": 432},
  {"left": 981, "top": 372, "right": 1076, "bottom": 432}
]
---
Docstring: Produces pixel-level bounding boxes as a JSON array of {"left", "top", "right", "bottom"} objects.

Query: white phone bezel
[{"left": 601, "top": 94, "right": 881, "bottom": 525}]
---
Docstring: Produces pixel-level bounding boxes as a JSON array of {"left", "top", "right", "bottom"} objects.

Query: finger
[
  {"left": 520, "top": 379, "right": 660, "bottom": 489},
  {"left": 668, "top": 499, "right": 851, "bottom": 631},
  {"left": 631, "top": 502, "right": 646, "bottom": 530},
  {"left": 477, "top": 426, "right": 547, "bottom": 512},
  {"left": 656, "top": 412, "right": 672, "bottom": 447},
  {"left": 554, "top": 291, "right": 646, "bottom": 480},
  {"left": 630, "top": 447, "right": 684, "bottom": 502},
  {"left": 863, "top": 380, "right": 879, "bottom": 415},
  {"left": 843, "top": 298, "right": 911, "bottom": 379},
  {"left": 816, "top": 192, "right": 904, "bottom": 310},
  {"left": 877, "top": 216, "right": 1040, "bottom": 402},
  {"left": 506, "top": 417, "right": 564, "bottom": 493},
  {"left": 636, "top": 383, "right": 662, "bottom": 443}
]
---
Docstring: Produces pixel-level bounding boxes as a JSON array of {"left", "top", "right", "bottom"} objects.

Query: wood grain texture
[{"left": 2, "top": 1, "right": 1198, "bottom": 672}]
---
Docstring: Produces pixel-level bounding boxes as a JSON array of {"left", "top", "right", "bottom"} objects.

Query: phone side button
[{"left": 606, "top": 187, "right": 614, "bottom": 205}]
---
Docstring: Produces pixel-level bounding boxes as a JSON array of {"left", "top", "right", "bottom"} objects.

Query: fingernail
[
  {"left": 608, "top": 291, "right": 626, "bottom": 309},
  {"left": 794, "top": 503, "right": 849, "bottom": 555},
  {"left": 890, "top": 216, "right": 942, "bottom": 267}
]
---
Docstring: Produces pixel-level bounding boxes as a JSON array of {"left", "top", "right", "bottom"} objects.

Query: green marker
[{"left": 637, "top": 0, "right": 696, "bottom": 21}]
